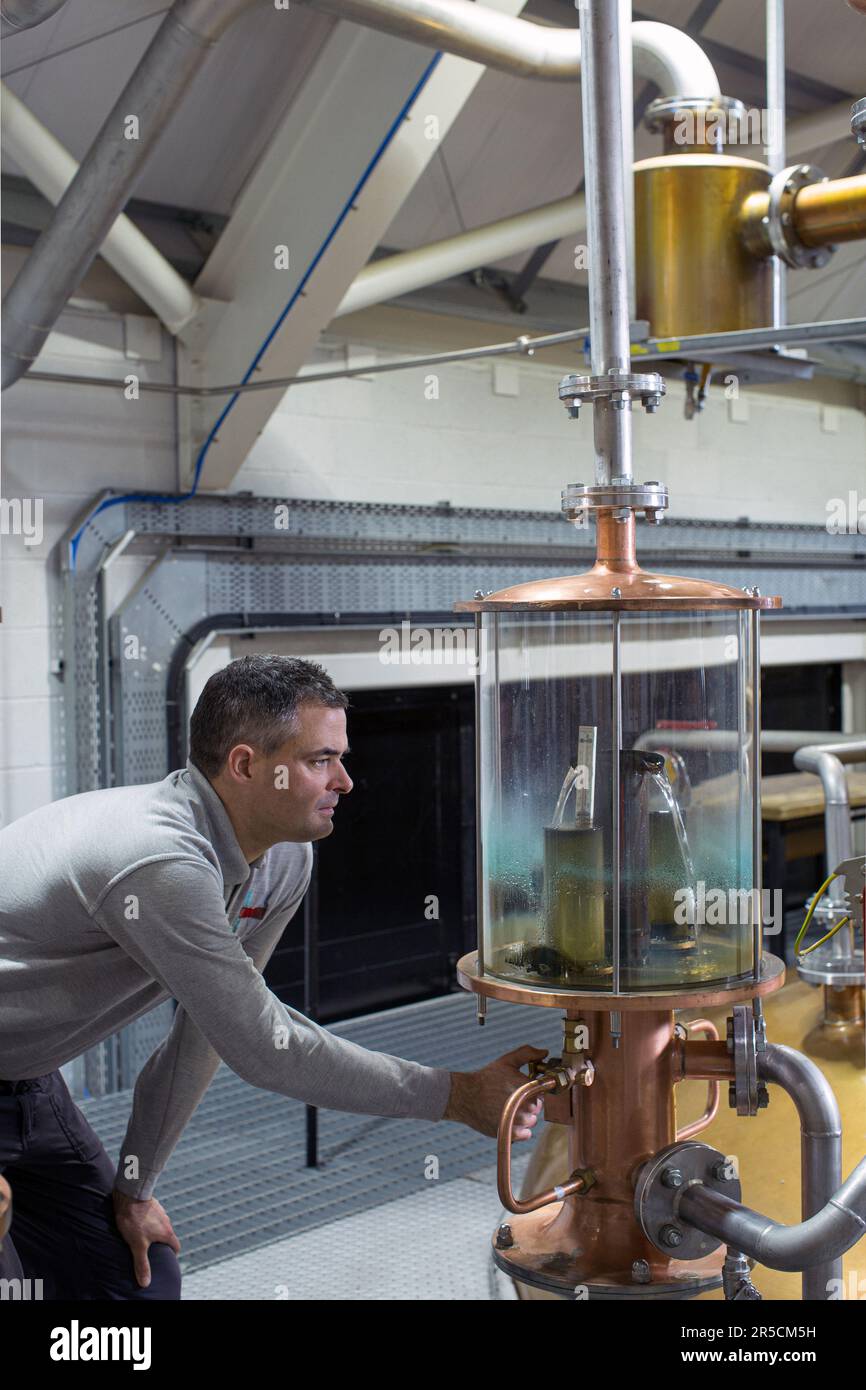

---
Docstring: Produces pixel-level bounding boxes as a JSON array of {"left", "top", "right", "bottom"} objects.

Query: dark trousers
[{"left": 0, "top": 1071, "right": 181, "bottom": 1301}]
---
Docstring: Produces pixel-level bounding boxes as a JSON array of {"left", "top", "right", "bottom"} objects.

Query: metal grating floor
[
  {"left": 79, "top": 994, "right": 560, "bottom": 1279},
  {"left": 180, "top": 1169, "right": 525, "bottom": 1301}
]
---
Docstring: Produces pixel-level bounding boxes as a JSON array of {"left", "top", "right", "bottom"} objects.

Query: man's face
[{"left": 248, "top": 703, "right": 352, "bottom": 844}]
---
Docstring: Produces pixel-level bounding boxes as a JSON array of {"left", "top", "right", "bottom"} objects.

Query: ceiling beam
[{"left": 184, "top": 0, "right": 533, "bottom": 492}]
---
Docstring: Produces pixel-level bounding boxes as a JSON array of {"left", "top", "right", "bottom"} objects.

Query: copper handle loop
[
  {"left": 676, "top": 1018, "right": 721, "bottom": 1141},
  {"left": 497, "top": 1074, "right": 585, "bottom": 1214}
]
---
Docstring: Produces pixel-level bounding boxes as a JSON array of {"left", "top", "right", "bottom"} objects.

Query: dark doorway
[
  {"left": 760, "top": 662, "right": 843, "bottom": 776},
  {"left": 264, "top": 684, "right": 477, "bottom": 1021}
]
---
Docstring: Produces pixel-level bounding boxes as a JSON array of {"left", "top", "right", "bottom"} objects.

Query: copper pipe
[
  {"left": 740, "top": 175, "right": 866, "bottom": 259},
  {"left": 558, "top": 1010, "right": 678, "bottom": 1275},
  {"left": 498, "top": 1075, "right": 586, "bottom": 1214},
  {"left": 595, "top": 509, "right": 639, "bottom": 572},
  {"left": 823, "top": 983, "right": 865, "bottom": 1029},
  {"left": 679, "top": 1037, "right": 734, "bottom": 1079},
  {"left": 676, "top": 1019, "right": 721, "bottom": 1140},
  {"left": 794, "top": 175, "right": 866, "bottom": 247}
]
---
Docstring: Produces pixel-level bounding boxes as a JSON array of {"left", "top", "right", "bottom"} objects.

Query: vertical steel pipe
[
  {"left": 578, "top": 0, "right": 634, "bottom": 483},
  {"left": 794, "top": 742, "right": 865, "bottom": 959},
  {"left": 757, "top": 1043, "right": 843, "bottom": 1299},
  {"left": 474, "top": 611, "right": 486, "bottom": 1022},
  {"left": 765, "top": 0, "right": 787, "bottom": 327},
  {"left": 751, "top": 609, "right": 763, "bottom": 981}
]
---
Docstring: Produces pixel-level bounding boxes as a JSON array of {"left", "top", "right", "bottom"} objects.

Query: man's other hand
[
  {"left": 444, "top": 1044, "right": 548, "bottom": 1140},
  {"left": 112, "top": 1190, "right": 181, "bottom": 1288}
]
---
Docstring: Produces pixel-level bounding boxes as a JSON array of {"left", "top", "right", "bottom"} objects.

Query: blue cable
[{"left": 69, "top": 52, "right": 442, "bottom": 570}]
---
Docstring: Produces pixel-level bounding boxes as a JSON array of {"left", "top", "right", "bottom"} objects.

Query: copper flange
[
  {"left": 493, "top": 1201, "right": 725, "bottom": 1299},
  {"left": 457, "top": 949, "right": 786, "bottom": 1013}
]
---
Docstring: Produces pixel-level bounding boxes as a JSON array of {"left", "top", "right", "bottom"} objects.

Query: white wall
[
  {"left": 233, "top": 313, "right": 866, "bottom": 525},
  {"left": 1, "top": 303, "right": 865, "bottom": 827},
  {"left": 0, "top": 308, "right": 177, "bottom": 824}
]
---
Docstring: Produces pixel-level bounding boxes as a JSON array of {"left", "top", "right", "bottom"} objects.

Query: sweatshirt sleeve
[
  {"left": 96, "top": 857, "right": 453, "bottom": 1196},
  {"left": 112, "top": 885, "right": 304, "bottom": 1201}
]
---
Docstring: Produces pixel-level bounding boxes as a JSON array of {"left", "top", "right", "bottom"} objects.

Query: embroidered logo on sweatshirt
[{"left": 230, "top": 888, "right": 269, "bottom": 934}]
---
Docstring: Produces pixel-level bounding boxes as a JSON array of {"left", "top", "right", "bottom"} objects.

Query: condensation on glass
[{"left": 478, "top": 607, "right": 757, "bottom": 994}]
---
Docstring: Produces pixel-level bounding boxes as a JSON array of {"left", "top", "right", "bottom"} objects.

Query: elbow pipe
[
  {"left": 678, "top": 1156, "right": 866, "bottom": 1276},
  {"left": 1, "top": 0, "right": 255, "bottom": 391},
  {"left": 1, "top": 0, "right": 68, "bottom": 36},
  {"left": 794, "top": 742, "right": 864, "bottom": 875},
  {"left": 304, "top": 2, "right": 720, "bottom": 96},
  {"left": 758, "top": 1044, "right": 844, "bottom": 1298}
]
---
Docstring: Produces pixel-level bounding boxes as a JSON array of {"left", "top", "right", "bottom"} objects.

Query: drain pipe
[
  {"left": 0, "top": 0, "right": 255, "bottom": 391},
  {"left": 1, "top": 83, "right": 203, "bottom": 336},
  {"left": 1, "top": 0, "right": 68, "bottom": 36}
]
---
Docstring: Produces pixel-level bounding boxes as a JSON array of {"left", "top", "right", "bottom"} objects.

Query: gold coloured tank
[{"left": 635, "top": 153, "right": 774, "bottom": 337}]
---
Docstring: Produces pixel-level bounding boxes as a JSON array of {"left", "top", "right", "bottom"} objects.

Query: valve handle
[{"left": 496, "top": 1067, "right": 585, "bottom": 1215}]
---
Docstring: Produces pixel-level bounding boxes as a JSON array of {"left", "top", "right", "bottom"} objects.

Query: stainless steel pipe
[
  {"left": 1, "top": 0, "right": 67, "bottom": 36},
  {"left": 578, "top": 0, "right": 634, "bottom": 485},
  {"left": 758, "top": 1043, "right": 844, "bottom": 1298},
  {"left": 678, "top": 1156, "right": 866, "bottom": 1281}
]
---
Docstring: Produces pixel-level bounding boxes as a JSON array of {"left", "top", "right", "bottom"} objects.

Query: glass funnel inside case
[{"left": 478, "top": 608, "right": 758, "bottom": 994}]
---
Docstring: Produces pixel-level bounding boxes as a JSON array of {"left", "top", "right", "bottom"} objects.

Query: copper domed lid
[{"left": 454, "top": 513, "right": 782, "bottom": 613}]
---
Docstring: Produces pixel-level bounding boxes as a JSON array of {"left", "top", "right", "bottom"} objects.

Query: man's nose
[{"left": 332, "top": 764, "right": 353, "bottom": 793}]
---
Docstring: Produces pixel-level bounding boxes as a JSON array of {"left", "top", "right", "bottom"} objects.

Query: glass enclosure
[{"left": 478, "top": 607, "right": 757, "bottom": 994}]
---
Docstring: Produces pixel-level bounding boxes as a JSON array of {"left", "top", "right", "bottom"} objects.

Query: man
[{"left": 0, "top": 655, "right": 544, "bottom": 1300}]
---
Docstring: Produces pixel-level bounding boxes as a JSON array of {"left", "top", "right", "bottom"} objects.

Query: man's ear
[{"left": 224, "top": 743, "right": 257, "bottom": 783}]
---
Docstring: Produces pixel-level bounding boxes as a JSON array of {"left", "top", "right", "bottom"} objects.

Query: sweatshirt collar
[{"left": 184, "top": 759, "right": 269, "bottom": 885}]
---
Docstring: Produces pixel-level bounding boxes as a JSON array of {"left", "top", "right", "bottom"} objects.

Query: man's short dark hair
[{"left": 189, "top": 654, "right": 348, "bottom": 778}]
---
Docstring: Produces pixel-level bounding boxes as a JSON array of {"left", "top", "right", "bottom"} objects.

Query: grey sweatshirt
[{"left": 0, "top": 762, "right": 453, "bottom": 1199}]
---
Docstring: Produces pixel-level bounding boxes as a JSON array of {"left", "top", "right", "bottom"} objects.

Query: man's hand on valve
[{"left": 444, "top": 1044, "right": 548, "bottom": 1140}]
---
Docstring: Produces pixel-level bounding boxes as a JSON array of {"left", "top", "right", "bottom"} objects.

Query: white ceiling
[
  {"left": 2, "top": 0, "right": 864, "bottom": 318},
  {"left": 1, "top": 1, "right": 337, "bottom": 213}
]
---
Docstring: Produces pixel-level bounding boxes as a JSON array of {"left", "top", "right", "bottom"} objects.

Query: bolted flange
[
  {"left": 562, "top": 479, "right": 669, "bottom": 525},
  {"left": 559, "top": 368, "right": 666, "bottom": 417},
  {"left": 763, "top": 163, "right": 836, "bottom": 270},
  {"left": 635, "top": 1141, "right": 743, "bottom": 1262}
]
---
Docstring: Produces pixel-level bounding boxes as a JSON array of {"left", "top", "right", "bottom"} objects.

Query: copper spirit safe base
[{"left": 459, "top": 955, "right": 785, "bottom": 1298}]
